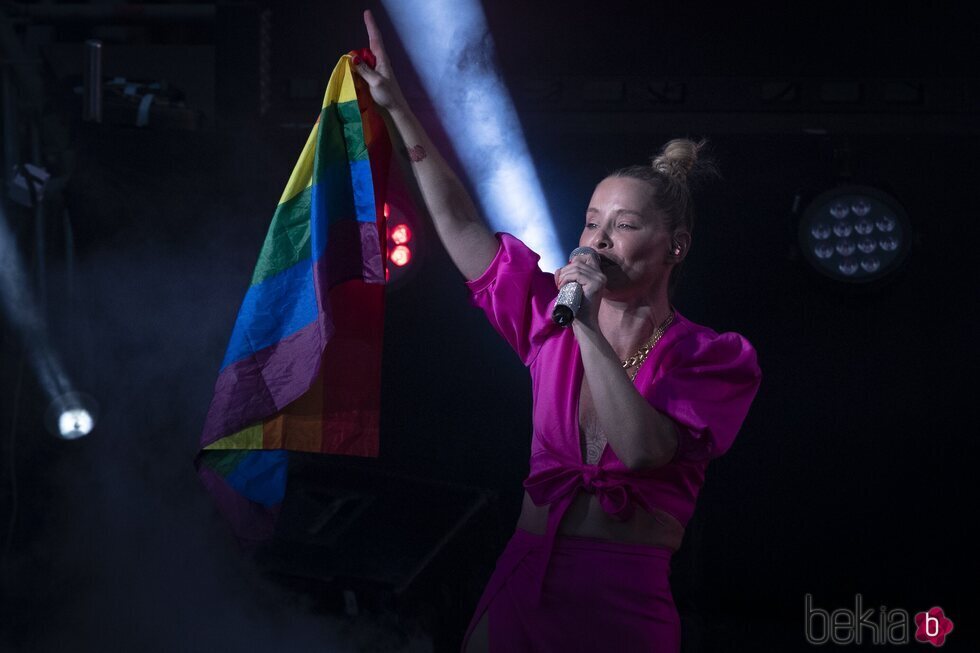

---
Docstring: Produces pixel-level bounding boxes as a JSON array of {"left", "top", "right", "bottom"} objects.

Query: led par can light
[{"left": 798, "top": 185, "right": 911, "bottom": 284}]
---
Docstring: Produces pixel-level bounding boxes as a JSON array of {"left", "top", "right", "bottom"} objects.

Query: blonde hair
[{"left": 609, "top": 137, "right": 718, "bottom": 294}]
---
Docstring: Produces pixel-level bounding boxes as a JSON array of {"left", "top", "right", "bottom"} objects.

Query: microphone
[{"left": 552, "top": 246, "right": 598, "bottom": 326}]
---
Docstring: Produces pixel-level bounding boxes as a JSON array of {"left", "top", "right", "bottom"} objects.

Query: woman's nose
[{"left": 588, "top": 228, "right": 611, "bottom": 249}]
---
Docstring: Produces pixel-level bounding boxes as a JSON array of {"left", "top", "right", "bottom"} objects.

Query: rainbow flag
[{"left": 196, "top": 53, "right": 390, "bottom": 545}]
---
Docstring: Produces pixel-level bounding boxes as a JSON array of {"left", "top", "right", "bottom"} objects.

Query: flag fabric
[{"left": 196, "top": 53, "right": 391, "bottom": 545}]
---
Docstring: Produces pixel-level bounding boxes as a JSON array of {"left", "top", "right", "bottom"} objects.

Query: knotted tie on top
[{"left": 522, "top": 463, "right": 668, "bottom": 607}]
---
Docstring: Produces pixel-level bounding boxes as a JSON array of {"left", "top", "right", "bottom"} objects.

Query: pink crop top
[{"left": 466, "top": 233, "right": 762, "bottom": 604}]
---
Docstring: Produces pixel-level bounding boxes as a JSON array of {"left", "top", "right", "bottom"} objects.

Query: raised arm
[{"left": 353, "top": 10, "right": 499, "bottom": 281}]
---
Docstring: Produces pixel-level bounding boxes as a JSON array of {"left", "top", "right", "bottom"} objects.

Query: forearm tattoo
[
  {"left": 407, "top": 144, "right": 427, "bottom": 162},
  {"left": 582, "top": 412, "right": 608, "bottom": 465}
]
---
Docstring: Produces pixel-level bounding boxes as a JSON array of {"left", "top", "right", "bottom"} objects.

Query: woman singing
[{"left": 353, "top": 10, "right": 762, "bottom": 652}]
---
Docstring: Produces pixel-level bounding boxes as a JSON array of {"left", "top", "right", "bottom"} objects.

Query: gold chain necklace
[{"left": 622, "top": 309, "right": 675, "bottom": 380}]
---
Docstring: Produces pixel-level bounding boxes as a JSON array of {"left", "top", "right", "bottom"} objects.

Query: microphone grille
[{"left": 569, "top": 246, "right": 597, "bottom": 261}]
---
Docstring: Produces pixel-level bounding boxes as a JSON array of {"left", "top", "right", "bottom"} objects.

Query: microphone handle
[
  {"left": 552, "top": 281, "right": 583, "bottom": 326},
  {"left": 552, "top": 246, "right": 596, "bottom": 327}
]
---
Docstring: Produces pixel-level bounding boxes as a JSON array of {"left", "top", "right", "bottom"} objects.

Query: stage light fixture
[
  {"left": 45, "top": 391, "right": 99, "bottom": 440},
  {"left": 798, "top": 185, "right": 910, "bottom": 284},
  {"left": 390, "top": 224, "right": 411, "bottom": 245},
  {"left": 383, "top": 201, "right": 421, "bottom": 287},
  {"left": 390, "top": 245, "right": 411, "bottom": 267},
  {"left": 58, "top": 409, "right": 94, "bottom": 439}
]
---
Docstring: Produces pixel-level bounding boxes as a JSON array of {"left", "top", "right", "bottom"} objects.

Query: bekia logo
[
  {"left": 805, "top": 594, "right": 954, "bottom": 647},
  {"left": 914, "top": 607, "right": 955, "bottom": 647}
]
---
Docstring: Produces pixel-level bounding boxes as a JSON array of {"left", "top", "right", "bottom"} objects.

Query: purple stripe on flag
[
  {"left": 317, "top": 220, "right": 385, "bottom": 287},
  {"left": 202, "top": 218, "right": 381, "bottom": 449},
  {"left": 360, "top": 220, "right": 385, "bottom": 283},
  {"left": 200, "top": 311, "right": 333, "bottom": 447}
]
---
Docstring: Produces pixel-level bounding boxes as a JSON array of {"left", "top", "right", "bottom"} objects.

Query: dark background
[{"left": 1, "top": 1, "right": 977, "bottom": 652}]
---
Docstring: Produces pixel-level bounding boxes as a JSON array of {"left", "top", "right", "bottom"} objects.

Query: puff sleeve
[
  {"left": 465, "top": 233, "right": 559, "bottom": 366},
  {"left": 641, "top": 329, "right": 762, "bottom": 463}
]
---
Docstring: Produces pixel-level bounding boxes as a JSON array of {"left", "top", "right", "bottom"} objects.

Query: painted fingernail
[{"left": 359, "top": 48, "right": 377, "bottom": 68}]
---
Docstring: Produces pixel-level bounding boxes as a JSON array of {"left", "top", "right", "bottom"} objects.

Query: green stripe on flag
[
  {"left": 251, "top": 187, "right": 314, "bottom": 285},
  {"left": 337, "top": 100, "right": 368, "bottom": 164},
  {"left": 200, "top": 449, "right": 251, "bottom": 477},
  {"left": 249, "top": 99, "right": 368, "bottom": 286}
]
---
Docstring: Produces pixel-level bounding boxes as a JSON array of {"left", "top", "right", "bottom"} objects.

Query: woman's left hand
[
  {"left": 354, "top": 10, "right": 409, "bottom": 113},
  {"left": 554, "top": 252, "right": 606, "bottom": 327}
]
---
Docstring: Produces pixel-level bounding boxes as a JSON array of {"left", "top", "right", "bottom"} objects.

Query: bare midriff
[
  {"left": 515, "top": 490, "right": 685, "bottom": 549},
  {"left": 514, "top": 374, "right": 685, "bottom": 549}
]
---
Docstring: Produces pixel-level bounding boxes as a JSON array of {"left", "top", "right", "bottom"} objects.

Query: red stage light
[
  {"left": 390, "top": 223, "right": 412, "bottom": 245},
  {"left": 383, "top": 202, "right": 390, "bottom": 218},
  {"left": 390, "top": 245, "right": 411, "bottom": 267}
]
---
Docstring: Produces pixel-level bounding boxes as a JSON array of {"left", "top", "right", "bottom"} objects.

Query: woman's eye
[
  {"left": 617, "top": 223, "right": 635, "bottom": 229},
  {"left": 585, "top": 222, "right": 597, "bottom": 229}
]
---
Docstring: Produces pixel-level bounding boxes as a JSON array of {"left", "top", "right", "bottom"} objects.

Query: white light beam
[{"left": 380, "top": 0, "right": 565, "bottom": 272}]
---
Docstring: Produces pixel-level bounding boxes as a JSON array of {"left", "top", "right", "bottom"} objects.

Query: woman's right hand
[{"left": 353, "top": 9, "right": 409, "bottom": 113}]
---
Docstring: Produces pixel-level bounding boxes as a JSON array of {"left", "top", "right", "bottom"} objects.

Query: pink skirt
[{"left": 461, "top": 527, "right": 680, "bottom": 653}]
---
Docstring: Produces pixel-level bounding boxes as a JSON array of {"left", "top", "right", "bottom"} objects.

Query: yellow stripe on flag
[
  {"left": 203, "top": 423, "right": 264, "bottom": 450},
  {"left": 277, "top": 124, "right": 319, "bottom": 206},
  {"left": 324, "top": 55, "right": 358, "bottom": 107},
  {"left": 278, "top": 56, "right": 358, "bottom": 206}
]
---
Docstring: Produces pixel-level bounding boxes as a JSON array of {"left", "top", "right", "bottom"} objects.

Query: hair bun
[{"left": 651, "top": 138, "right": 707, "bottom": 184}]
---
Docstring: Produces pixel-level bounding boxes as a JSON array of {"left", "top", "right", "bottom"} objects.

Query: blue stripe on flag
[
  {"left": 225, "top": 450, "right": 288, "bottom": 507},
  {"left": 219, "top": 260, "right": 316, "bottom": 370},
  {"left": 350, "top": 159, "right": 376, "bottom": 223},
  {"left": 310, "top": 159, "right": 375, "bottom": 265}
]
